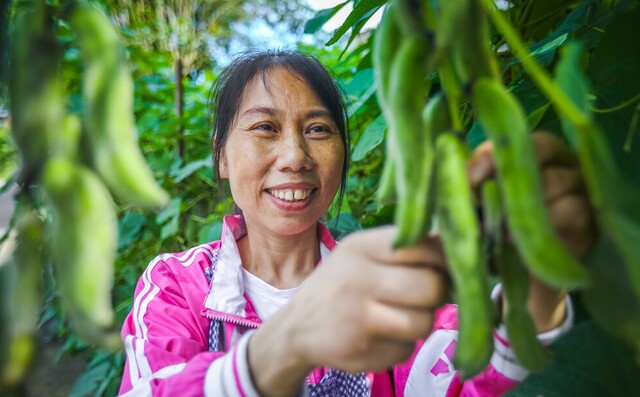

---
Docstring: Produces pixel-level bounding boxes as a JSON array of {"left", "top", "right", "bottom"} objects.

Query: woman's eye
[
  {"left": 308, "top": 125, "right": 332, "bottom": 135},
  {"left": 255, "top": 123, "right": 276, "bottom": 132}
]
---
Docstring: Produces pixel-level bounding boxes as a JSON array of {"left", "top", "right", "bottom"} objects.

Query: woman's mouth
[{"left": 267, "top": 188, "right": 315, "bottom": 202}]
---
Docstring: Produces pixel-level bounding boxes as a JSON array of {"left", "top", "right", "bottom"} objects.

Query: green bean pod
[
  {"left": 472, "top": 77, "right": 589, "bottom": 288},
  {"left": 42, "top": 158, "right": 121, "bottom": 351},
  {"left": 0, "top": 200, "right": 44, "bottom": 389},
  {"left": 394, "top": 0, "right": 430, "bottom": 36},
  {"left": 482, "top": 180, "right": 551, "bottom": 372},
  {"left": 497, "top": 245, "right": 552, "bottom": 372},
  {"left": 376, "top": 145, "right": 397, "bottom": 205},
  {"left": 373, "top": 2, "right": 401, "bottom": 111},
  {"left": 434, "top": 0, "right": 469, "bottom": 60},
  {"left": 435, "top": 132, "right": 494, "bottom": 380},
  {"left": 71, "top": 5, "right": 169, "bottom": 209},
  {"left": 418, "top": 93, "right": 452, "bottom": 234},
  {"left": 387, "top": 34, "right": 433, "bottom": 247},
  {"left": 451, "top": 0, "right": 499, "bottom": 84},
  {"left": 9, "top": 3, "right": 65, "bottom": 185},
  {"left": 373, "top": 3, "right": 401, "bottom": 205}
]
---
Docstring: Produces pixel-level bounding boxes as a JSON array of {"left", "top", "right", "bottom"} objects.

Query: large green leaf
[
  {"left": 326, "top": 0, "right": 387, "bottom": 47},
  {"left": 304, "top": 2, "right": 349, "bottom": 34},
  {"left": 507, "top": 321, "right": 640, "bottom": 396},
  {"left": 587, "top": 3, "right": 640, "bottom": 185},
  {"left": 555, "top": 37, "right": 640, "bottom": 363},
  {"left": 344, "top": 67, "right": 377, "bottom": 114},
  {"left": 352, "top": 113, "right": 386, "bottom": 161}
]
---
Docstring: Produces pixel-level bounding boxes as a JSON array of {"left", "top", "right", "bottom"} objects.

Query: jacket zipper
[{"left": 203, "top": 310, "right": 261, "bottom": 329}]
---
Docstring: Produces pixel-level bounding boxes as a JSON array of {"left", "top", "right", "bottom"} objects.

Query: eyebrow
[
  {"left": 241, "top": 107, "right": 332, "bottom": 120},
  {"left": 305, "top": 109, "right": 332, "bottom": 119},
  {"left": 242, "top": 107, "right": 277, "bottom": 117}
]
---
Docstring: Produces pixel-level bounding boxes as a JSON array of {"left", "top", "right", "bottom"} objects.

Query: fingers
[
  {"left": 364, "top": 300, "right": 435, "bottom": 342},
  {"left": 467, "top": 140, "right": 496, "bottom": 186},
  {"left": 540, "top": 166, "right": 585, "bottom": 204},
  {"left": 548, "top": 194, "right": 596, "bottom": 258},
  {"left": 467, "top": 131, "right": 579, "bottom": 188},
  {"left": 531, "top": 132, "right": 578, "bottom": 168},
  {"left": 373, "top": 265, "right": 449, "bottom": 309},
  {"left": 338, "top": 338, "right": 417, "bottom": 373},
  {"left": 344, "top": 227, "right": 447, "bottom": 270}
]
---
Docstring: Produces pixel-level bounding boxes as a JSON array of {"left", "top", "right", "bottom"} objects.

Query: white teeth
[
  {"left": 269, "top": 189, "right": 312, "bottom": 202},
  {"left": 284, "top": 191, "right": 293, "bottom": 201}
]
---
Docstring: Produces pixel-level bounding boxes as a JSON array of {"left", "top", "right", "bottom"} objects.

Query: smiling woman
[
  {"left": 117, "top": 49, "right": 595, "bottom": 397},
  {"left": 214, "top": 57, "right": 346, "bottom": 244}
]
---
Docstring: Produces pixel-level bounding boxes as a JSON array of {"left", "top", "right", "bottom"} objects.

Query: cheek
[{"left": 323, "top": 142, "right": 346, "bottom": 191}]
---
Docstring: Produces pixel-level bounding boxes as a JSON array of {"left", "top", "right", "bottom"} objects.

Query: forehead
[{"left": 238, "top": 67, "right": 322, "bottom": 109}]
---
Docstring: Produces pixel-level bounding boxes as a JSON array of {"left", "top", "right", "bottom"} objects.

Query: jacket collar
[{"left": 203, "top": 214, "right": 336, "bottom": 320}]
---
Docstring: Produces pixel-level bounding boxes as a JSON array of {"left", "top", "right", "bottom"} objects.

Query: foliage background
[{"left": 1, "top": 0, "right": 639, "bottom": 395}]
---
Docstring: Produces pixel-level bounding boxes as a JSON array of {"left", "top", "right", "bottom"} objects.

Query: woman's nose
[{"left": 276, "top": 129, "right": 313, "bottom": 172}]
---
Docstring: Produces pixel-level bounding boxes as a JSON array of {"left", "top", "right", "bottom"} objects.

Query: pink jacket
[{"left": 118, "top": 215, "right": 573, "bottom": 396}]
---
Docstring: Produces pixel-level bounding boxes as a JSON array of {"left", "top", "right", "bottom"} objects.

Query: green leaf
[
  {"left": 555, "top": 41, "right": 591, "bottom": 148},
  {"left": 582, "top": 233, "right": 640, "bottom": 333},
  {"left": 344, "top": 67, "right": 374, "bottom": 98},
  {"left": 304, "top": 2, "right": 349, "bottom": 34},
  {"left": 507, "top": 321, "right": 640, "bottom": 396},
  {"left": 69, "top": 358, "right": 111, "bottom": 397},
  {"left": 326, "top": 0, "right": 387, "bottom": 46},
  {"left": 156, "top": 197, "right": 181, "bottom": 224},
  {"left": 344, "top": 67, "right": 377, "bottom": 113},
  {"left": 118, "top": 212, "right": 146, "bottom": 250},
  {"left": 160, "top": 216, "right": 179, "bottom": 240},
  {"left": 328, "top": 211, "right": 362, "bottom": 240},
  {"left": 198, "top": 221, "right": 223, "bottom": 244},
  {"left": 352, "top": 114, "right": 386, "bottom": 161},
  {"left": 586, "top": 2, "right": 640, "bottom": 184},
  {"left": 508, "top": 0, "right": 608, "bottom": 68},
  {"left": 172, "top": 158, "right": 211, "bottom": 183}
]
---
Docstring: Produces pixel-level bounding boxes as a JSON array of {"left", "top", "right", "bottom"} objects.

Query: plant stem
[{"left": 478, "top": 0, "right": 590, "bottom": 130}]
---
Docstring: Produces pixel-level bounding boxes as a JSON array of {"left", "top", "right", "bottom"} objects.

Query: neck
[{"left": 237, "top": 223, "right": 320, "bottom": 289}]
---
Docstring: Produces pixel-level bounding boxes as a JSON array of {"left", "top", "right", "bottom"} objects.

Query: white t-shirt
[{"left": 241, "top": 268, "right": 301, "bottom": 321}]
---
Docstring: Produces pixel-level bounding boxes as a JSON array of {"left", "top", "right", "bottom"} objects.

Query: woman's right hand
[{"left": 249, "top": 226, "right": 450, "bottom": 396}]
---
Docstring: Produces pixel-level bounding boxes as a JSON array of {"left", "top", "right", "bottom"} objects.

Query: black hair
[{"left": 209, "top": 49, "right": 350, "bottom": 217}]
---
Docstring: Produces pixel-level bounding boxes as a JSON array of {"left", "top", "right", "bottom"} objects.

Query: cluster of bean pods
[
  {"left": 373, "top": 0, "right": 592, "bottom": 379},
  {"left": 0, "top": 2, "right": 169, "bottom": 390}
]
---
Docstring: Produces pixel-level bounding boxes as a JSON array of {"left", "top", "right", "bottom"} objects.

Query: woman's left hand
[{"left": 467, "top": 131, "right": 597, "bottom": 331}]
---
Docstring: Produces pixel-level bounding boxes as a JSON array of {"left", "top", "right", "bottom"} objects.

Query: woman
[{"left": 118, "top": 50, "right": 595, "bottom": 397}]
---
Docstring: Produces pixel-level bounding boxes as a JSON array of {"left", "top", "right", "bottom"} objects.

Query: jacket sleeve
[
  {"left": 118, "top": 256, "right": 263, "bottom": 397},
  {"left": 397, "top": 285, "right": 575, "bottom": 397}
]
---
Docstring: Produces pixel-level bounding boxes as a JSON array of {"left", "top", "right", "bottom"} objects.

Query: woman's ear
[{"left": 219, "top": 148, "right": 229, "bottom": 179}]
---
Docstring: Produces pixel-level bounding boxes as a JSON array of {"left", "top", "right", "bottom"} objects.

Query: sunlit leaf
[
  {"left": 172, "top": 158, "right": 210, "bottom": 183},
  {"left": 326, "top": 0, "right": 386, "bottom": 46},
  {"left": 304, "top": 2, "right": 349, "bottom": 34},
  {"left": 352, "top": 114, "right": 386, "bottom": 161}
]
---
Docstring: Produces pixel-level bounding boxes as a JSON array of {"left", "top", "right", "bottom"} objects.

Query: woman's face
[{"left": 219, "top": 67, "right": 345, "bottom": 237}]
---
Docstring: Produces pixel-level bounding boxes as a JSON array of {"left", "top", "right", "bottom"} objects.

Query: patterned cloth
[
  {"left": 205, "top": 262, "right": 224, "bottom": 352},
  {"left": 309, "top": 369, "right": 370, "bottom": 397}
]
